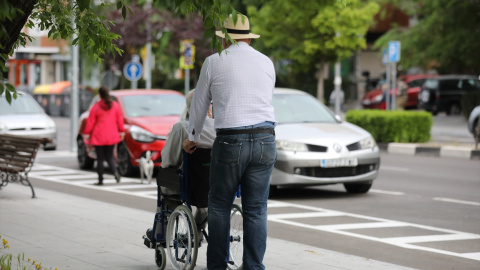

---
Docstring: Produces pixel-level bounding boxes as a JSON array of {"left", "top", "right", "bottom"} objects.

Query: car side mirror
[{"left": 335, "top": 115, "right": 342, "bottom": 122}]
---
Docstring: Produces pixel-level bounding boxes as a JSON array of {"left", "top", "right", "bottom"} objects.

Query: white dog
[{"left": 138, "top": 151, "right": 154, "bottom": 184}]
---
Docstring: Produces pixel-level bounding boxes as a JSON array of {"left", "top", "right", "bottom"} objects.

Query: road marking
[
  {"left": 433, "top": 197, "right": 480, "bottom": 206},
  {"left": 370, "top": 189, "right": 405, "bottom": 195},
  {"left": 267, "top": 200, "right": 480, "bottom": 261},
  {"left": 29, "top": 163, "right": 480, "bottom": 261},
  {"left": 381, "top": 166, "right": 410, "bottom": 172}
]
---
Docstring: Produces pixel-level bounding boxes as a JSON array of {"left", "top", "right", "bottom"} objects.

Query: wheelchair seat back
[{"left": 185, "top": 148, "right": 211, "bottom": 208}]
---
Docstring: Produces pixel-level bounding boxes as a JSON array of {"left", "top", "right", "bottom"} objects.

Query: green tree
[
  {"left": 247, "top": 0, "right": 379, "bottom": 100},
  {"left": 0, "top": 0, "right": 237, "bottom": 103},
  {"left": 374, "top": 0, "right": 480, "bottom": 74}
]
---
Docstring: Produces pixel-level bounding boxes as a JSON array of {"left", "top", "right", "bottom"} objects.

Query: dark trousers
[{"left": 95, "top": 145, "right": 116, "bottom": 182}]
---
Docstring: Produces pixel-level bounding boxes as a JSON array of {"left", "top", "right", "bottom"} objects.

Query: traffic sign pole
[
  {"left": 391, "top": 62, "right": 397, "bottom": 110},
  {"left": 386, "top": 63, "right": 390, "bottom": 111},
  {"left": 385, "top": 41, "right": 401, "bottom": 111}
]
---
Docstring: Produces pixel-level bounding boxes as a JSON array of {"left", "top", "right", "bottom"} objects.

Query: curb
[{"left": 379, "top": 143, "right": 480, "bottom": 160}]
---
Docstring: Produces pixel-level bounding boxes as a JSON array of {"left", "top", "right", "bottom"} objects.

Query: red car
[
  {"left": 361, "top": 74, "right": 437, "bottom": 110},
  {"left": 77, "top": 89, "right": 185, "bottom": 176}
]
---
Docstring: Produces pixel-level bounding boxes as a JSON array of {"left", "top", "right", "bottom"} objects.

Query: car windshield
[
  {"left": 0, "top": 93, "right": 45, "bottom": 115},
  {"left": 121, "top": 94, "right": 185, "bottom": 117},
  {"left": 272, "top": 93, "right": 337, "bottom": 124}
]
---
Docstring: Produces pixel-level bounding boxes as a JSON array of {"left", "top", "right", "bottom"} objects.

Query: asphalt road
[{"left": 27, "top": 115, "right": 480, "bottom": 270}]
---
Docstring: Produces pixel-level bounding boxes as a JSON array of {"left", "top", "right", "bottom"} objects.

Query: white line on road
[
  {"left": 267, "top": 200, "right": 480, "bottom": 261},
  {"left": 380, "top": 166, "right": 411, "bottom": 172},
  {"left": 29, "top": 163, "right": 480, "bottom": 261},
  {"left": 370, "top": 189, "right": 405, "bottom": 195},
  {"left": 433, "top": 197, "right": 480, "bottom": 206}
]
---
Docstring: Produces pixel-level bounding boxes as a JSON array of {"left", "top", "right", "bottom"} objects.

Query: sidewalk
[{"left": 0, "top": 184, "right": 416, "bottom": 270}]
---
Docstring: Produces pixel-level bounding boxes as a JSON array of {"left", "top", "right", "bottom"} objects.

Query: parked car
[
  {"left": 77, "top": 89, "right": 185, "bottom": 176},
  {"left": 271, "top": 88, "right": 380, "bottom": 193},
  {"left": 418, "top": 75, "right": 480, "bottom": 115},
  {"left": 361, "top": 74, "right": 435, "bottom": 110},
  {"left": 0, "top": 91, "right": 57, "bottom": 150},
  {"left": 468, "top": 105, "right": 480, "bottom": 148}
]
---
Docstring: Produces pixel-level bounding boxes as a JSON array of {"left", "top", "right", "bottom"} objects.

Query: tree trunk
[
  {"left": 316, "top": 62, "right": 328, "bottom": 104},
  {"left": 0, "top": 0, "right": 38, "bottom": 56}
]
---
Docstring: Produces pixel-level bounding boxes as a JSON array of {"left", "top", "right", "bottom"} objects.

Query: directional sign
[
  {"left": 388, "top": 41, "right": 401, "bottom": 63},
  {"left": 124, "top": 61, "right": 143, "bottom": 81},
  {"left": 180, "top": 39, "right": 195, "bottom": 69}
]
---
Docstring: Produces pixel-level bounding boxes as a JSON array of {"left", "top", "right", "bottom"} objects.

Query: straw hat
[{"left": 215, "top": 14, "right": 260, "bottom": 39}]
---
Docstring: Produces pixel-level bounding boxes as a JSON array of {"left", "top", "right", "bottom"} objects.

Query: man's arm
[{"left": 187, "top": 57, "right": 213, "bottom": 143}]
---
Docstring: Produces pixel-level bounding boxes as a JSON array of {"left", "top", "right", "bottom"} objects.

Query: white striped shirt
[{"left": 188, "top": 42, "right": 276, "bottom": 142}]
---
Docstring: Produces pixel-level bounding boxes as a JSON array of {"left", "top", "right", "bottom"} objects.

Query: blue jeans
[{"left": 207, "top": 129, "right": 277, "bottom": 270}]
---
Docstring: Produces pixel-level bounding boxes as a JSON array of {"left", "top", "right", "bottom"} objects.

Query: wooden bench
[{"left": 0, "top": 134, "right": 51, "bottom": 198}]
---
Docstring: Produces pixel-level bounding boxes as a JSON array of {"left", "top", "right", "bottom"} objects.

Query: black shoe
[
  {"left": 114, "top": 171, "right": 121, "bottom": 183},
  {"left": 94, "top": 182, "right": 103, "bottom": 186}
]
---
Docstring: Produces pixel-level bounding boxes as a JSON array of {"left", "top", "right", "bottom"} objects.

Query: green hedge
[
  {"left": 461, "top": 92, "right": 480, "bottom": 119},
  {"left": 346, "top": 110, "right": 432, "bottom": 143}
]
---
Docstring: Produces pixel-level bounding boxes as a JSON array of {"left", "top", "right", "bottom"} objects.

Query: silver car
[
  {"left": 0, "top": 91, "right": 57, "bottom": 150},
  {"left": 467, "top": 105, "right": 480, "bottom": 148},
  {"left": 271, "top": 88, "right": 380, "bottom": 193}
]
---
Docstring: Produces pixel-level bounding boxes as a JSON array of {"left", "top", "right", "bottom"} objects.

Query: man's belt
[{"left": 217, "top": 128, "right": 275, "bottom": 136}]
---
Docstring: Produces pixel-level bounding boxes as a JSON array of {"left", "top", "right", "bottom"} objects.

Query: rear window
[
  {"left": 407, "top": 79, "right": 426, "bottom": 88},
  {"left": 424, "top": 79, "right": 438, "bottom": 89},
  {"left": 460, "top": 79, "right": 480, "bottom": 90},
  {"left": 121, "top": 94, "right": 185, "bottom": 117}
]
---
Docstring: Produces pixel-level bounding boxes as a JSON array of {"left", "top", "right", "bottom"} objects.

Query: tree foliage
[
  {"left": 374, "top": 0, "right": 480, "bottom": 74},
  {"left": 0, "top": 0, "right": 236, "bottom": 102},
  {"left": 247, "top": 0, "right": 379, "bottom": 73}
]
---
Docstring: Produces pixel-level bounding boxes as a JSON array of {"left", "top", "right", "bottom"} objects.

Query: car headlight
[
  {"left": 46, "top": 119, "right": 56, "bottom": 130},
  {"left": 276, "top": 140, "right": 308, "bottom": 152},
  {"left": 359, "top": 136, "right": 376, "bottom": 149},
  {"left": 130, "top": 125, "right": 156, "bottom": 143},
  {"left": 373, "top": 94, "right": 383, "bottom": 103}
]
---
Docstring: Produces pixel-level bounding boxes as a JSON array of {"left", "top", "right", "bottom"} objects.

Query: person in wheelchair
[{"left": 152, "top": 89, "right": 216, "bottom": 241}]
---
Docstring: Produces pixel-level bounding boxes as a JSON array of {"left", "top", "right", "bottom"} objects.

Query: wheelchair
[{"left": 143, "top": 149, "right": 244, "bottom": 270}]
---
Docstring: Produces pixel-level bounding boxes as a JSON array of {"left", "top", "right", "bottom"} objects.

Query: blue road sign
[
  {"left": 388, "top": 41, "right": 401, "bottom": 63},
  {"left": 124, "top": 61, "right": 143, "bottom": 81}
]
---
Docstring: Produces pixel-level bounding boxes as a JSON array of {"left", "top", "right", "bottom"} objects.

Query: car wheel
[
  {"left": 44, "top": 145, "right": 56, "bottom": 151},
  {"left": 269, "top": 185, "right": 279, "bottom": 198},
  {"left": 474, "top": 119, "right": 480, "bottom": 149},
  {"left": 344, "top": 181, "right": 372, "bottom": 194},
  {"left": 77, "top": 137, "right": 94, "bottom": 169},
  {"left": 117, "top": 142, "right": 135, "bottom": 176},
  {"left": 447, "top": 103, "right": 461, "bottom": 116}
]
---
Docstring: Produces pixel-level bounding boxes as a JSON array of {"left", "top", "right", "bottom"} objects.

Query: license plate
[{"left": 321, "top": 158, "right": 358, "bottom": 168}]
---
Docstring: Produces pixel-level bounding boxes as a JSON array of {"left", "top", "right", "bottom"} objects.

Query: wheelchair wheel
[
  {"left": 166, "top": 205, "right": 199, "bottom": 270},
  {"left": 228, "top": 204, "right": 244, "bottom": 270},
  {"left": 155, "top": 243, "right": 166, "bottom": 270}
]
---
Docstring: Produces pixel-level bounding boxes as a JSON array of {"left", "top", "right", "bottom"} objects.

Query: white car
[
  {"left": 271, "top": 88, "right": 380, "bottom": 193},
  {"left": 0, "top": 91, "right": 57, "bottom": 150}
]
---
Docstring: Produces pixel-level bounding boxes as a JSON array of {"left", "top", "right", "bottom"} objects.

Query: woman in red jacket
[{"left": 83, "top": 86, "right": 125, "bottom": 185}]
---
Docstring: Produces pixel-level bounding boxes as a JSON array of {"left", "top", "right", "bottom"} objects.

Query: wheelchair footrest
[{"left": 143, "top": 235, "right": 154, "bottom": 249}]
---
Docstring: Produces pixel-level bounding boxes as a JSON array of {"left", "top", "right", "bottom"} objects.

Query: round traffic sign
[{"left": 124, "top": 61, "right": 143, "bottom": 81}]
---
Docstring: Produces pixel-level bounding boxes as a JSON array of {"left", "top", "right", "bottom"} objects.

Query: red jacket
[{"left": 83, "top": 99, "right": 125, "bottom": 146}]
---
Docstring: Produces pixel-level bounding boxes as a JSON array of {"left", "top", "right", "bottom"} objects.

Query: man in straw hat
[{"left": 183, "top": 13, "right": 276, "bottom": 270}]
